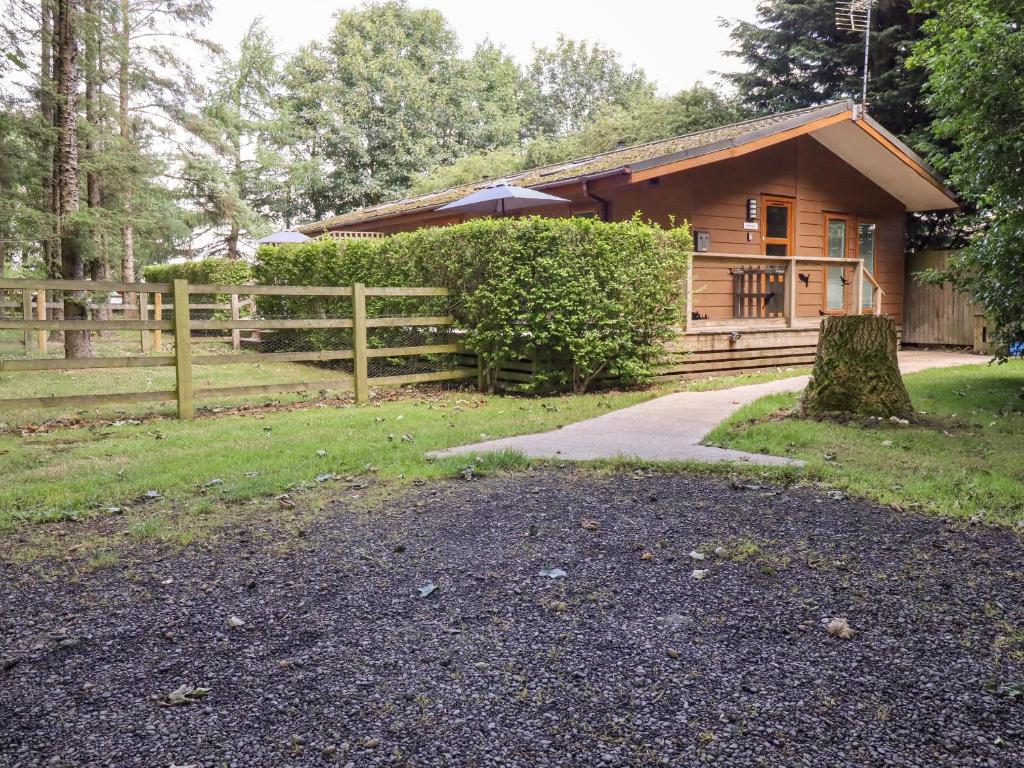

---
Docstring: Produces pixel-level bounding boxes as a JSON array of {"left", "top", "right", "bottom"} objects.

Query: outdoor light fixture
[{"left": 746, "top": 198, "right": 758, "bottom": 222}]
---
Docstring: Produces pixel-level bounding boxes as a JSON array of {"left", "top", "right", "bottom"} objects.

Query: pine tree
[{"left": 722, "top": 0, "right": 929, "bottom": 145}]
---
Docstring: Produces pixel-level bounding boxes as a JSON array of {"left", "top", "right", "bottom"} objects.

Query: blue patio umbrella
[
  {"left": 256, "top": 229, "right": 312, "bottom": 244},
  {"left": 435, "top": 181, "right": 571, "bottom": 216}
]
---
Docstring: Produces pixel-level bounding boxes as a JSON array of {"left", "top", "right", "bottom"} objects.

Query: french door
[
  {"left": 857, "top": 221, "right": 877, "bottom": 310},
  {"left": 823, "top": 213, "right": 878, "bottom": 313},
  {"left": 823, "top": 213, "right": 851, "bottom": 312}
]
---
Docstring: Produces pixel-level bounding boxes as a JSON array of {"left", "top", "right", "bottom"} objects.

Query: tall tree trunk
[
  {"left": 50, "top": 0, "right": 61, "bottom": 277},
  {"left": 40, "top": 0, "right": 55, "bottom": 274},
  {"left": 226, "top": 121, "right": 242, "bottom": 259},
  {"left": 55, "top": 0, "right": 92, "bottom": 358},
  {"left": 118, "top": 0, "right": 136, "bottom": 316},
  {"left": 45, "top": 0, "right": 66, "bottom": 341},
  {"left": 84, "top": 0, "right": 111, "bottom": 326}
]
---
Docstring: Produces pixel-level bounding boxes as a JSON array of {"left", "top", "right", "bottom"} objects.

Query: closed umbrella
[{"left": 435, "top": 181, "right": 570, "bottom": 216}]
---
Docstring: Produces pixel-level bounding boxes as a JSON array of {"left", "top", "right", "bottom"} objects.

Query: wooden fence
[
  {"left": 1, "top": 291, "right": 255, "bottom": 355},
  {"left": 903, "top": 250, "right": 978, "bottom": 347},
  {"left": 0, "top": 278, "right": 475, "bottom": 418}
]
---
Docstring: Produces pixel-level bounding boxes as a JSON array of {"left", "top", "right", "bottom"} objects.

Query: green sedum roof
[{"left": 297, "top": 102, "right": 853, "bottom": 233}]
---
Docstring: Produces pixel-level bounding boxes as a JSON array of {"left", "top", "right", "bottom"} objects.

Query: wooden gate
[
  {"left": 903, "top": 250, "right": 976, "bottom": 346},
  {"left": 731, "top": 266, "right": 786, "bottom": 319}
]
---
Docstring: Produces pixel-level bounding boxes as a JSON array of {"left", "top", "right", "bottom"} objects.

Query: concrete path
[{"left": 430, "top": 350, "right": 988, "bottom": 465}]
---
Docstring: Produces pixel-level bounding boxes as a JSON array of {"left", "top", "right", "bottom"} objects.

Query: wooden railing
[
  {"left": 686, "top": 252, "right": 885, "bottom": 332},
  {"left": 321, "top": 231, "right": 385, "bottom": 241},
  {"left": 0, "top": 278, "right": 473, "bottom": 418}
]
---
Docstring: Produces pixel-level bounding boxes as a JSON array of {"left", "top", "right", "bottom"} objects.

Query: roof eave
[
  {"left": 298, "top": 167, "right": 631, "bottom": 232},
  {"left": 856, "top": 113, "right": 960, "bottom": 209},
  {"left": 627, "top": 100, "right": 854, "bottom": 175}
]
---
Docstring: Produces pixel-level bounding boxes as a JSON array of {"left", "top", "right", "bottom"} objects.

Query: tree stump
[{"left": 800, "top": 315, "right": 912, "bottom": 419}]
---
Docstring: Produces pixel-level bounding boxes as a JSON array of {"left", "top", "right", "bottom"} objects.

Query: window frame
[
  {"left": 761, "top": 196, "right": 795, "bottom": 257},
  {"left": 821, "top": 211, "right": 855, "bottom": 314}
]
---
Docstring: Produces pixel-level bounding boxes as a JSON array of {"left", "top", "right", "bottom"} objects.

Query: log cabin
[{"left": 296, "top": 101, "right": 959, "bottom": 378}]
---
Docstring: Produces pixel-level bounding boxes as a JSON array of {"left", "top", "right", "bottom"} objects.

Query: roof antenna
[{"left": 836, "top": 0, "right": 876, "bottom": 118}]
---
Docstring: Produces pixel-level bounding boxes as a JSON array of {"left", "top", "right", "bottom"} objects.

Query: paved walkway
[{"left": 430, "top": 350, "right": 988, "bottom": 465}]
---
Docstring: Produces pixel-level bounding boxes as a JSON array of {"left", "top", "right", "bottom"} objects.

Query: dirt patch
[{"left": 1, "top": 470, "right": 1022, "bottom": 766}]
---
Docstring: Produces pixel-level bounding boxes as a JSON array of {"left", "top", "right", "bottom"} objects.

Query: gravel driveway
[{"left": 2, "top": 470, "right": 1022, "bottom": 767}]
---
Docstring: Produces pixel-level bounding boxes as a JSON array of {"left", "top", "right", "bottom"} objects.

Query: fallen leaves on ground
[
  {"left": 826, "top": 617, "right": 856, "bottom": 640},
  {"left": 158, "top": 685, "right": 211, "bottom": 707}
]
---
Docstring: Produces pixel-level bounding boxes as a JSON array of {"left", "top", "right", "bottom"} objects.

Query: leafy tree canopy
[
  {"left": 722, "top": 0, "right": 929, "bottom": 146},
  {"left": 911, "top": 0, "right": 1024, "bottom": 353},
  {"left": 409, "top": 84, "right": 746, "bottom": 195}
]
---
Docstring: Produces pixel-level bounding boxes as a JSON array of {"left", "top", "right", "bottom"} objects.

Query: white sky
[{"left": 204, "top": 0, "right": 760, "bottom": 94}]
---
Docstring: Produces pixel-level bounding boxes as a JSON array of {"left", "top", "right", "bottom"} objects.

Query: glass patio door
[
  {"left": 858, "top": 222, "right": 876, "bottom": 310},
  {"left": 824, "top": 214, "right": 850, "bottom": 312}
]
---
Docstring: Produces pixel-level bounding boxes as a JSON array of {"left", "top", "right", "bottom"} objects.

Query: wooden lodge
[{"left": 297, "top": 102, "right": 960, "bottom": 378}]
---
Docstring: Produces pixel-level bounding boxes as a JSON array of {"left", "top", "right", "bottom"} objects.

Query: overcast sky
[{"left": 203, "top": 0, "right": 761, "bottom": 94}]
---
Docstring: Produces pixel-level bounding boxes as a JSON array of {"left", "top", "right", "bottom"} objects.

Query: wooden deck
[
  {"left": 686, "top": 317, "right": 824, "bottom": 334},
  {"left": 661, "top": 322, "right": 822, "bottom": 379}
]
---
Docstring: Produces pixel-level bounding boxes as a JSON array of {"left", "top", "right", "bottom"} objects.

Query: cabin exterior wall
[{"left": 329, "top": 135, "right": 907, "bottom": 323}]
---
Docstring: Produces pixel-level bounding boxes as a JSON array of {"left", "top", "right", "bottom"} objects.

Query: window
[
  {"left": 857, "top": 222, "right": 877, "bottom": 309},
  {"left": 570, "top": 203, "right": 600, "bottom": 219},
  {"left": 824, "top": 214, "right": 852, "bottom": 312},
  {"left": 762, "top": 198, "right": 793, "bottom": 257}
]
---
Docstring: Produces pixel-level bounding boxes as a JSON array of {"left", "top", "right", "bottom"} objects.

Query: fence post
[
  {"left": 153, "top": 291, "right": 163, "bottom": 353},
  {"left": 172, "top": 279, "right": 194, "bottom": 419},
  {"left": 37, "top": 290, "right": 47, "bottom": 355},
  {"left": 784, "top": 258, "right": 797, "bottom": 328},
  {"left": 22, "top": 290, "right": 32, "bottom": 354},
  {"left": 139, "top": 290, "right": 150, "bottom": 353},
  {"left": 352, "top": 282, "right": 368, "bottom": 403},
  {"left": 853, "top": 260, "right": 865, "bottom": 317},
  {"left": 684, "top": 257, "right": 694, "bottom": 333},
  {"left": 230, "top": 292, "right": 240, "bottom": 350}
]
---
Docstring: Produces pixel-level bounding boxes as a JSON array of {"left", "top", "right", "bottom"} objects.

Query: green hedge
[
  {"left": 254, "top": 216, "right": 692, "bottom": 392},
  {"left": 143, "top": 258, "right": 252, "bottom": 286},
  {"left": 143, "top": 258, "right": 253, "bottom": 320}
]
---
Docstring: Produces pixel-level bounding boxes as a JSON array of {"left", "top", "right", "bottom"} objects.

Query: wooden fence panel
[
  {"left": 903, "top": 250, "right": 976, "bottom": 346},
  {"left": 0, "top": 278, "right": 473, "bottom": 418}
]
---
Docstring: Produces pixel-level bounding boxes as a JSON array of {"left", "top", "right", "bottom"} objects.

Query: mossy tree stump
[{"left": 800, "top": 315, "right": 912, "bottom": 419}]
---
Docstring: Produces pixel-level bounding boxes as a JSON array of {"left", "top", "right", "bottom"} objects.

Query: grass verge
[{"left": 706, "top": 361, "right": 1024, "bottom": 525}]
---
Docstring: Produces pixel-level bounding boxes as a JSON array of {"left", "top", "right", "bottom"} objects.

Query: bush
[
  {"left": 143, "top": 258, "right": 253, "bottom": 286},
  {"left": 254, "top": 216, "right": 692, "bottom": 392},
  {"left": 143, "top": 258, "right": 253, "bottom": 319}
]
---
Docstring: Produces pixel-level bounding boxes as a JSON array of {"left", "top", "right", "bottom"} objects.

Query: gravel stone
[{"left": 1, "top": 470, "right": 1022, "bottom": 767}]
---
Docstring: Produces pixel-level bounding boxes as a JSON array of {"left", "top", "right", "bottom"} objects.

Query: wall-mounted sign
[{"left": 743, "top": 221, "right": 759, "bottom": 230}]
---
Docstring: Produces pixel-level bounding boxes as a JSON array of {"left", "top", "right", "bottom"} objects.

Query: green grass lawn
[
  {"left": 0, "top": 332, "right": 356, "bottom": 422},
  {"left": 706, "top": 360, "right": 1024, "bottom": 524},
  {"left": 0, "top": 388, "right": 652, "bottom": 530},
  {"left": 0, "top": 364, "right": 814, "bottom": 537}
]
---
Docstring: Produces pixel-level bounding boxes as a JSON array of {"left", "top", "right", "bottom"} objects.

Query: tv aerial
[{"left": 836, "top": 0, "right": 877, "bottom": 115}]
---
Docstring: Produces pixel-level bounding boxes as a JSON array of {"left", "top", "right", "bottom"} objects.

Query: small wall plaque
[{"left": 743, "top": 221, "right": 759, "bottom": 231}]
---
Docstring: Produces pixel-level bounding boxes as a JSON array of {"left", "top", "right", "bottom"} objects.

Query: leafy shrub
[
  {"left": 254, "top": 216, "right": 691, "bottom": 392},
  {"left": 143, "top": 258, "right": 253, "bottom": 319},
  {"left": 143, "top": 258, "right": 252, "bottom": 286}
]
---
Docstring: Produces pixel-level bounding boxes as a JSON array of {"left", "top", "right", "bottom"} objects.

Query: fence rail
[
  {"left": 686, "top": 252, "right": 884, "bottom": 332},
  {"left": 0, "top": 278, "right": 474, "bottom": 418}
]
